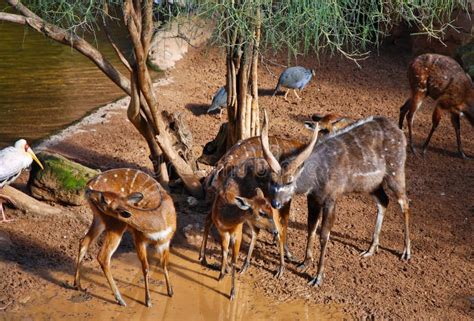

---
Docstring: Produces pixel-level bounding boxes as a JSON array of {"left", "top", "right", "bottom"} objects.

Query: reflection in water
[
  {"left": 0, "top": 17, "right": 135, "bottom": 148},
  {"left": 4, "top": 249, "right": 345, "bottom": 321}
]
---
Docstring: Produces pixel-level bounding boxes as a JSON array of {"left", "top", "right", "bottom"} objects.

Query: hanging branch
[{"left": 102, "top": 2, "right": 132, "bottom": 73}]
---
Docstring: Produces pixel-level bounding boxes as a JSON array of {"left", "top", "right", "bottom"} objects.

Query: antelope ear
[
  {"left": 233, "top": 196, "right": 251, "bottom": 211},
  {"left": 255, "top": 187, "right": 264, "bottom": 198},
  {"left": 98, "top": 192, "right": 108, "bottom": 206},
  {"left": 127, "top": 192, "right": 144, "bottom": 205}
]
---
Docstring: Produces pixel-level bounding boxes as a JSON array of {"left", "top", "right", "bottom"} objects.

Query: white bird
[{"left": 0, "top": 139, "right": 44, "bottom": 222}]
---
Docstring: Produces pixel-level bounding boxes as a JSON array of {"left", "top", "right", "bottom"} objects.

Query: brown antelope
[
  {"left": 74, "top": 168, "right": 176, "bottom": 307},
  {"left": 399, "top": 53, "right": 474, "bottom": 158},
  {"left": 260, "top": 111, "right": 411, "bottom": 286},
  {"left": 304, "top": 113, "right": 354, "bottom": 134},
  {"left": 204, "top": 136, "right": 305, "bottom": 262},
  {"left": 200, "top": 166, "right": 281, "bottom": 300}
]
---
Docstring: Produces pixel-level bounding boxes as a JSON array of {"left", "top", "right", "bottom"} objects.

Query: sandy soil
[{"left": 0, "top": 44, "right": 473, "bottom": 320}]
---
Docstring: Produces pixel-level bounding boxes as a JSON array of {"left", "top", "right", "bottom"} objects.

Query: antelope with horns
[
  {"left": 74, "top": 168, "right": 176, "bottom": 307},
  {"left": 204, "top": 136, "right": 305, "bottom": 262},
  {"left": 261, "top": 111, "right": 411, "bottom": 286},
  {"left": 200, "top": 164, "right": 281, "bottom": 300},
  {"left": 399, "top": 53, "right": 474, "bottom": 158}
]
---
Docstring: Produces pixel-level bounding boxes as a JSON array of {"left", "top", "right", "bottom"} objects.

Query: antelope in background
[
  {"left": 399, "top": 53, "right": 474, "bottom": 158},
  {"left": 74, "top": 169, "right": 176, "bottom": 307},
  {"left": 261, "top": 111, "right": 411, "bottom": 286},
  {"left": 304, "top": 113, "right": 354, "bottom": 134},
  {"left": 200, "top": 162, "right": 281, "bottom": 300}
]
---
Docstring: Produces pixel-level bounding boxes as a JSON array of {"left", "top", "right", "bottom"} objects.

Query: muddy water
[
  {"left": 1, "top": 249, "right": 345, "bottom": 321},
  {"left": 0, "top": 16, "right": 134, "bottom": 148}
]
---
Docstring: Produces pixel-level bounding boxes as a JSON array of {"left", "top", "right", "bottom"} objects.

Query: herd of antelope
[{"left": 73, "top": 53, "right": 473, "bottom": 306}]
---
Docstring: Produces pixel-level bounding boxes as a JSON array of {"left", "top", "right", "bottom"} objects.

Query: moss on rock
[{"left": 28, "top": 152, "right": 99, "bottom": 206}]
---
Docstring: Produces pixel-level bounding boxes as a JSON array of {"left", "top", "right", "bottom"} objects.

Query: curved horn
[
  {"left": 287, "top": 122, "right": 320, "bottom": 173},
  {"left": 260, "top": 110, "right": 282, "bottom": 173}
]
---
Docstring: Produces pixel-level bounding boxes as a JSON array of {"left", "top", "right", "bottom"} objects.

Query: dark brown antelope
[
  {"left": 204, "top": 136, "right": 305, "bottom": 262},
  {"left": 261, "top": 111, "right": 411, "bottom": 286},
  {"left": 399, "top": 53, "right": 474, "bottom": 158},
  {"left": 74, "top": 168, "right": 176, "bottom": 307},
  {"left": 201, "top": 168, "right": 281, "bottom": 300},
  {"left": 304, "top": 113, "right": 354, "bottom": 134}
]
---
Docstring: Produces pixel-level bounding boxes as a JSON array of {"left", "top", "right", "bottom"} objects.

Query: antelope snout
[
  {"left": 271, "top": 199, "right": 282, "bottom": 210},
  {"left": 272, "top": 229, "right": 280, "bottom": 239}
]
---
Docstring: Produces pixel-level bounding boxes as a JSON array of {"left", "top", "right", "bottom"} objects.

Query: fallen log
[{"left": 3, "top": 185, "right": 65, "bottom": 216}]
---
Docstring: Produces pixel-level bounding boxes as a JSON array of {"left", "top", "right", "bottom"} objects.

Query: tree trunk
[{"left": 225, "top": 5, "right": 261, "bottom": 148}]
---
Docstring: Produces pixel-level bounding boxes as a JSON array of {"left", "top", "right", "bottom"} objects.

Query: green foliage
[
  {"left": 194, "top": 0, "right": 468, "bottom": 61},
  {"left": 6, "top": 0, "right": 469, "bottom": 60}
]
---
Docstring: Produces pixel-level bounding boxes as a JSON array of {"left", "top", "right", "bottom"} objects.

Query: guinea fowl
[
  {"left": 0, "top": 139, "right": 44, "bottom": 222},
  {"left": 207, "top": 86, "right": 227, "bottom": 118},
  {"left": 273, "top": 66, "right": 315, "bottom": 101}
]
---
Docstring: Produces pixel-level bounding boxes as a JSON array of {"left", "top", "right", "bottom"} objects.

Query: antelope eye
[
  {"left": 119, "top": 210, "right": 132, "bottom": 218},
  {"left": 259, "top": 210, "right": 268, "bottom": 218}
]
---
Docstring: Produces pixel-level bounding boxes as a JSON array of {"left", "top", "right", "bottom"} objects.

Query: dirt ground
[{"left": 0, "top": 44, "right": 473, "bottom": 320}]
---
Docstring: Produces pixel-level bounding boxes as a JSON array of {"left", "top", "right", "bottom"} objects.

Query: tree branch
[{"left": 102, "top": 2, "right": 133, "bottom": 73}]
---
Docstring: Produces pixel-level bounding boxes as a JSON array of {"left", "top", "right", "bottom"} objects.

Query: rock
[
  {"left": 28, "top": 152, "right": 99, "bottom": 206},
  {"left": 148, "top": 17, "right": 212, "bottom": 71}
]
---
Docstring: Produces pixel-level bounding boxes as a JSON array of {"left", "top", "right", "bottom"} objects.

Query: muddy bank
[
  {"left": 2, "top": 250, "right": 345, "bottom": 321},
  {"left": 0, "top": 44, "right": 473, "bottom": 320}
]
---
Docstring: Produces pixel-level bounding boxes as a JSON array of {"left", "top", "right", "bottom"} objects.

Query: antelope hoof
[
  {"left": 218, "top": 272, "right": 226, "bottom": 281},
  {"left": 308, "top": 275, "right": 323, "bottom": 287},
  {"left": 230, "top": 288, "right": 235, "bottom": 301},
  {"left": 239, "top": 261, "right": 250, "bottom": 275},
  {"left": 168, "top": 286, "right": 174, "bottom": 297},
  {"left": 145, "top": 297, "right": 152, "bottom": 308},
  {"left": 360, "top": 250, "right": 375, "bottom": 258},
  {"left": 401, "top": 248, "right": 411, "bottom": 261},
  {"left": 274, "top": 265, "right": 285, "bottom": 279},
  {"left": 284, "top": 249, "right": 294, "bottom": 262},
  {"left": 460, "top": 152, "right": 472, "bottom": 160},
  {"left": 421, "top": 148, "right": 428, "bottom": 158},
  {"left": 73, "top": 281, "right": 85, "bottom": 292},
  {"left": 360, "top": 244, "right": 378, "bottom": 258},
  {"left": 116, "top": 295, "right": 127, "bottom": 307},
  {"left": 296, "top": 259, "right": 312, "bottom": 273},
  {"left": 198, "top": 256, "right": 208, "bottom": 267}
]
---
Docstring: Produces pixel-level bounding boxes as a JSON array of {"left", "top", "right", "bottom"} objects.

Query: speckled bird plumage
[
  {"left": 273, "top": 66, "right": 315, "bottom": 95},
  {"left": 207, "top": 86, "right": 227, "bottom": 114}
]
